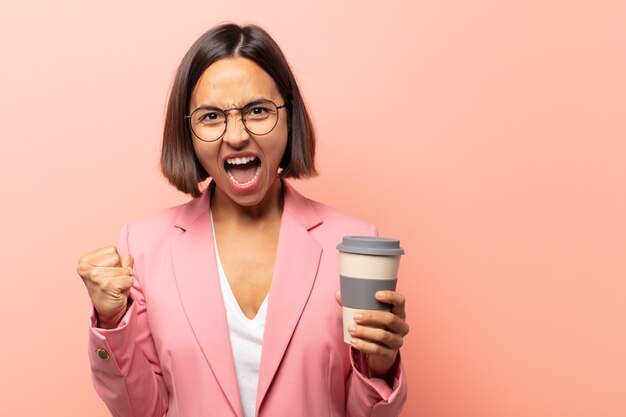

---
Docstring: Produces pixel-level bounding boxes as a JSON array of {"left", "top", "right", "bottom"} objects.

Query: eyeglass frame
[{"left": 185, "top": 99, "right": 287, "bottom": 143}]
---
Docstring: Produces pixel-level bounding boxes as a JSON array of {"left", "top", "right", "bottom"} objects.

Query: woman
[{"left": 77, "top": 23, "right": 408, "bottom": 417}]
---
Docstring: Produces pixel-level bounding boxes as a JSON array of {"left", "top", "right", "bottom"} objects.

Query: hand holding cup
[
  {"left": 336, "top": 236, "right": 409, "bottom": 378},
  {"left": 336, "top": 289, "right": 409, "bottom": 378}
]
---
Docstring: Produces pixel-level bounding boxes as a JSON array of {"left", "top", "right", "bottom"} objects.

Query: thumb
[
  {"left": 335, "top": 290, "right": 342, "bottom": 306},
  {"left": 121, "top": 255, "right": 134, "bottom": 272}
]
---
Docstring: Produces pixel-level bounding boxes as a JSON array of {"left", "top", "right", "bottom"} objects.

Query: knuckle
[
  {"left": 77, "top": 255, "right": 91, "bottom": 273},
  {"left": 98, "top": 252, "right": 120, "bottom": 267},
  {"left": 101, "top": 279, "right": 114, "bottom": 292},
  {"left": 386, "top": 314, "right": 398, "bottom": 327},
  {"left": 84, "top": 269, "right": 97, "bottom": 284},
  {"left": 105, "top": 275, "right": 123, "bottom": 288},
  {"left": 110, "top": 253, "right": 121, "bottom": 265},
  {"left": 102, "top": 245, "right": 118, "bottom": 254},
  {"left": 123, "top": 276, "right": 134, "bottom": 289},
  {"left": 381, "top": 329, "right": 393, "bottom": 343},
  {"left": 88, "top": 267, "right": 103, "bottom": 280},
  {"left": 371, "top": 313, "right": 384, "bottom": 326}
]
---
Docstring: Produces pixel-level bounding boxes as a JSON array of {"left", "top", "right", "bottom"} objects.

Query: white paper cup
[{"left": 337, "top": 236, "right": 404, "bottom": 344}]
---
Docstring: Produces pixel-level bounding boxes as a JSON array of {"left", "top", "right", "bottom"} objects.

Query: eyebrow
[{"left": 192, "top": 98, "right": 274, "bottom": 112}]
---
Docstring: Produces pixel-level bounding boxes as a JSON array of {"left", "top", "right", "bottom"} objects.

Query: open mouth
[{"left": 224, "top": 155, "right": 262, "bottom": 187}]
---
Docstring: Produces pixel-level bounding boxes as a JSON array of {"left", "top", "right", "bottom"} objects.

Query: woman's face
[{"left": 189, "top": 57, "right": 288, "bottom": 207}]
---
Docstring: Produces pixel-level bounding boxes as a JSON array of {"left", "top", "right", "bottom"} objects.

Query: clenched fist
[{"left": 77, "top": 246, "right": 134, "bottom": 329}]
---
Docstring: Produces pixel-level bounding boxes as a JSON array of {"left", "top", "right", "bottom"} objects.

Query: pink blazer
[{"left": 88, "top": 180, "right": 407, "bottom": 417}]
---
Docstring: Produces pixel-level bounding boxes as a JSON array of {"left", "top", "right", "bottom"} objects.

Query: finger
[
  {"left": 101, "top": 274, "right": 134, "bottom": 294},
  {"left": 121, "top": 255, "right": 134, "bottom": 272},
  {"left": 334, "top": 290, "right": 342, "bottom": 306},
  {"left": 349, "top": 336, "right": 397, "bottom": 361},
  {"left": 97, "top": 245, "right": 119, "bottom": 253},
  {"left": 88, "top": 251, "right": 122, "bottom": 268},
  {"left": 77, "top": 246, "right": 120, "bottom": 275},
  {"left": 77, "top": 254, "right": 119, "bottom": 277},
  {"left": 374, "top": 291, "right": 406, "bottom": 318},
  {"left": 84, "top": 245, "right": 119, "bottom": 259},
  {"left": 88, "top": 266, "right": 134, "bottom": 286},
  {"left": 77, "top": 246, "right": 117, "bottom": 264},
  {"left": 348, "top": 324, "right": 404, "bottom": 350},
  {"left": 354, "top": 310, "right": 409, "bottom": 336}
]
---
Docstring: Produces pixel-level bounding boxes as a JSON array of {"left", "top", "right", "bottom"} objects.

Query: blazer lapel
[
  {"left": 256, "top": 181, "right": 323, "bottom": 413},
  {"left": 170, "top": 186, "right": 242, "bottom": 417},
  {"left": 169, "top": 180, "right": 323, "bottom": 416}
]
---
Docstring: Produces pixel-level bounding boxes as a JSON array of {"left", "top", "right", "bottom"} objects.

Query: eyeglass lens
[{"left": 189, "top": 101, "right": 280, "bottom": 142}]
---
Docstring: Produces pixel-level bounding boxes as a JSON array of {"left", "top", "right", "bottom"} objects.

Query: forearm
[{"left": 89, "top": 298, "right": 168, "bottom": 417}]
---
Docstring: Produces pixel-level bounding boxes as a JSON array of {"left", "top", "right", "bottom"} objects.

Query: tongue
[{"left": 227, "top": 160, "right": 259, "bottom": 184}]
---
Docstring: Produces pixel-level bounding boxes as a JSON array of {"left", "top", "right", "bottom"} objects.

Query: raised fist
[{"left": 77, "top": 246, "right": 134, "bottom": 329}]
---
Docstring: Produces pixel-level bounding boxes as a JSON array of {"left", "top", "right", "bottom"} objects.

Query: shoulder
[
  {"left": 283, "top": 181, "right": 377, "bottom": 240},
  {"left": 311, "top": 199, "right": 373, "bottom": 232},
  {"left": 120, "top": 199, "right": 191, "bottom": 254},
  {"left": 306, "top": 198, "right": 378, "bottom": 249},
  {"left": 126, "top": 203, "right": 182, "bottom": 232}
]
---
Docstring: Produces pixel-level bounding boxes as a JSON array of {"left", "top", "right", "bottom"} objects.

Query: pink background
[{"left": 1, "top": 1, "right": 625, "bottom": 416}]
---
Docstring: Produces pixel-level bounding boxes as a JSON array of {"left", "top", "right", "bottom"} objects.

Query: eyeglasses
[{"left": 185, "top": 99, "right": 286, "bottom": 142}]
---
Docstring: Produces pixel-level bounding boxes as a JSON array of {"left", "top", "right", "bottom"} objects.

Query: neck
[{"left": 210, "top": 179, "right": 284, "bottom": 225}]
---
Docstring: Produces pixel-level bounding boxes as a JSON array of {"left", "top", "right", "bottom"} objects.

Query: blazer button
[{"left": 96, "top": 348, "right": 110, "bottom": 360}]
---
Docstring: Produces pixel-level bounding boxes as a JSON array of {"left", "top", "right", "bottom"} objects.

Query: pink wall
[{"left": 1, "top": 1, "right": 625, "bottom": 416}]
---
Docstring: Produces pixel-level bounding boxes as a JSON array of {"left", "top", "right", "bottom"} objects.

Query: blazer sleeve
[
  {"left": 87, "top": 223, "right": 169, "bottom": 417},
  {"left": 344, "top": 223, "right": 408, "bottom": 417}
]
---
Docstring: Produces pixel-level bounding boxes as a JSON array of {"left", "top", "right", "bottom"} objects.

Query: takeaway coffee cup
[{"left": 337, "top": 236, "right": 405, "bottom": 344}]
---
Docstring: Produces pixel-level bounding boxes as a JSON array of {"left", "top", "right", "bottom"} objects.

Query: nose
[{"left": 221, "top": 110, "right": 250, "bottom": 148}]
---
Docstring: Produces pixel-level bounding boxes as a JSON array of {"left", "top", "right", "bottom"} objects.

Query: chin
[
  {"left": 229, "top": 192, "right": 266, "bottom": 207},
  {"left": 229, "top": 179, "right": 276, "bottom": 206}
]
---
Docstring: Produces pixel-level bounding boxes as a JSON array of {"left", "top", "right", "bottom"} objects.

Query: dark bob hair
[{"left": 161, "top": 23, "right": 318, "bottom": 198}]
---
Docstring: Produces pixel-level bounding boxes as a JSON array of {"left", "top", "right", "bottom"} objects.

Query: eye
[
  {"left": 197, "top": 111, "right": 225, "bottom": 125},
  {"left": 245, "top": 105, "right": 272, "bottom": 119}
]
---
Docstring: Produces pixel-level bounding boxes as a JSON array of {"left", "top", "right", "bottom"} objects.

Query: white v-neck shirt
[{"left": 211, "top": 212, "right": 268, "bottom": 417}]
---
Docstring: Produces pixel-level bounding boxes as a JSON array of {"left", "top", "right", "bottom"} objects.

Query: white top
[{"left": 211, "top": 212, "right": 268, "bottom": 417}]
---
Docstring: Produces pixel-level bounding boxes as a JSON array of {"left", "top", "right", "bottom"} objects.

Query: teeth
[
  {"left": 226, "top": 165, "right": 261, "bottom": 186},
  {"left": 226, "top": 156, "right": 257, "bottom": 165}
]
